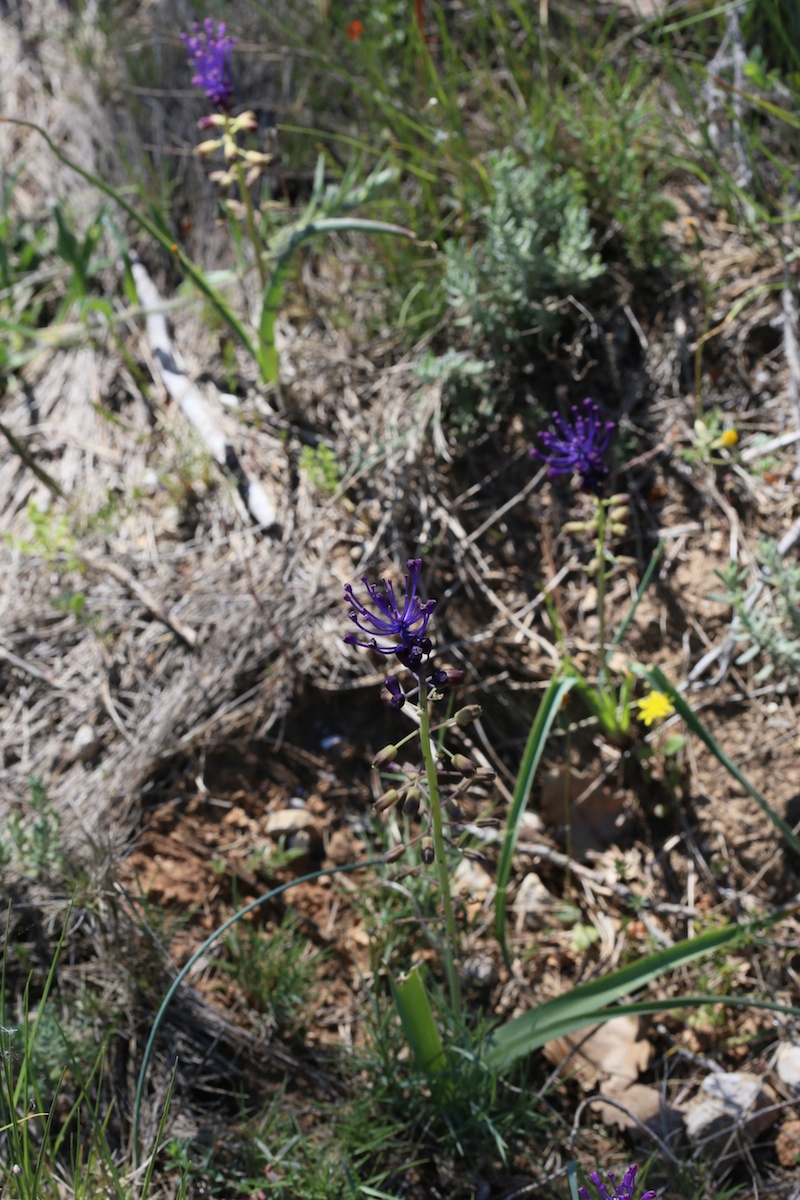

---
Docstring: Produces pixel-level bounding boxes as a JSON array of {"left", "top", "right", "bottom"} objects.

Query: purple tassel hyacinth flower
[
  {"left": 579, "top": 1165, "right": 656, "bottom": 1200},
  {"left": 532, "top": 398, "right": 615, "bottom": 495},
  {"left": 181, "top": 19, "right": 235, "bottom": 110},
  {"left": 344, "top": 558, "right": 436, "bottom": 671}
]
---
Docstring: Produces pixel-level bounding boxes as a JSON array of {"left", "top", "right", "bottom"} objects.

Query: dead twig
[{"left": 78, "top": 551, "right": 199, "bottom": 648}]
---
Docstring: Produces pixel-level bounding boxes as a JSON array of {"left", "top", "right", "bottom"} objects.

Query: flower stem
[
  {"left": 417, "top": 673, "right": 462, "bottom": 1021},
  {"left": 595, "top": 497, "right": 608, "bottom": 689},
  {"left": 227, "top": 119, "right": 267, "bottom": 290}
]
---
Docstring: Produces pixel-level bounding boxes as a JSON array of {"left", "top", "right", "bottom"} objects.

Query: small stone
[
  {"left": 684, "top": 1072, "right": 777, "bottom": 1158},
  {"left": 513, "top": 872, "right": 557, "bottom": 931},
  {"left": 266, "top": 809, "right": 317, "bottom": 838},
  {"left": 452, "top": 856, "right": 493, "bottom": 899},
  {"left": 71, "top": 723, "right": 101, "bottom": 762},
  {"left": 462, "top": 956, "right": 498, "bottom": 988},
  {"left": 776, "top": 1043, "right": 800, "bottom": 1090},
  {"left": 518, "top": 811, "right": 544, "bottom": 839}
]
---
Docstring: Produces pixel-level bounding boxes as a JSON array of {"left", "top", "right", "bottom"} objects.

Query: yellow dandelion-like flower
[
  {"left": 719, "top": 428, "right": 738, "bottom": 447},
  {"left": 636, "top": 690, "right": 675, "bottom": 727}
]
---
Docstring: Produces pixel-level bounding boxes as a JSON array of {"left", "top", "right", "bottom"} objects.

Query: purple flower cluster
[
  {"left": 343, "top": 558, "right": 436, "bottom": 673},
  {"left": 532, "top": 398, "right": 615, "bottom": 495},
  {"left": 579, "top": 1165, "right": 656, "bottom": 1200},
  {"left": 181, "top": 19, "right": 235, "bottom": 110}
]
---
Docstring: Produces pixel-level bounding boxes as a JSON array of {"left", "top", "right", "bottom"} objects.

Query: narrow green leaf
[
  {"left": 485, "top": 914, "right": 777, "bottom": 1072},
  {"left": 495, "top": 675, "right": 576, "bottom": 963},
  {"left": 391, "top": 965, "right": 446, "bottom": 1076},
  {"left": 634, "top": 664, "right": 800, "bottom": 857}
]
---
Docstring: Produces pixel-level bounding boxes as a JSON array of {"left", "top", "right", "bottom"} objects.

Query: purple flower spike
[
  {"left": 578, "top": 1164, "right": 656, "bottom": 1200},
  {"left": 344, "top": 559, "right": 436, "bottom": 666},
  {"left": 181, "top": 19, "right": 235, "bottom": 110},
  {"left": 531, "top": 397, "right": 615, "bottom": 495}
]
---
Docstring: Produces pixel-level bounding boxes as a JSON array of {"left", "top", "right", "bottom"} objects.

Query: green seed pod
[
  {"left": 374, "top": 788, "right": 400, "bottom": 813},
  {"left": 451, "top": 754, "right": 477, "bottom": 777},
  {"left": 372, "top": 744, "right": 399, "bottom": 770},
  {"left": 455, "top": 705, "right": 482, "bottom": 727},
  {"left": 402, "top": 788, "right": 421, "bottom": 817}
]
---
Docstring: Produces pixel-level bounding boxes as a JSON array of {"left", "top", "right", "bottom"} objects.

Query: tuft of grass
[{"left": 215, "top": 911, "right": 323, "bottom": 1033}]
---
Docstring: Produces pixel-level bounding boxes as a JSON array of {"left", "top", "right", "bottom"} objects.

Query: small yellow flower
[
  {"left": 636, "top": 690, "right": 675, "bottom": 726},
  {"left": 712, "top": 428, "right": 739, "bottom": 450}
]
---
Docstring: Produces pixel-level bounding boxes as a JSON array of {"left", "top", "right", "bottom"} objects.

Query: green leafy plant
[
  {"left": 299, "top": 443, "right": 342, "bottom": 496},
  {"left": 715, "top": 538, "right": 800, "bottom": 680},
  {"left": 0, "top": 777, "right": 65, "bottom": 881},
  {"left": 441, "top": 143, "right": 603, "bottom": 355}
]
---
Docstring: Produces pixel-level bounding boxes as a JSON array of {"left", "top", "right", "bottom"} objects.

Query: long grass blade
[
  {"left": 495, "top": 674, "right": 576, "bottom": 963},
  {"left": 485, "top": 911, "right": 780, "bottom": 1072}
]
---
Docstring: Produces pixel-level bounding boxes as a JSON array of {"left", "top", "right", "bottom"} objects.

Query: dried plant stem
[{"left": 417, "top": 673, "right": 462, "bottom": 1021}]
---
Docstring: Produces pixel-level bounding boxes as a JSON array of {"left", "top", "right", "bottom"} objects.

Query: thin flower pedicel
[
  {"left": 579, "top": 1164, "right": 656, "bottom": 1200},
  {"left": 532, "top": 397, "right": 615, "bottom": 495},
  {"left": 181, "top": 19, "right": 235, "bottom": 110}
]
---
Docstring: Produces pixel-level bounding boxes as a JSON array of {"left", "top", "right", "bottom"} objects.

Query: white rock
[
  {"left": 513, "top": 871, "right": 557, "bottom": 931},
  {"left": 71, "top": 723, "right": 101, "bottom": 762},
  {"left": 452, "top": 856, "right": 493, "bottom": 899},
  {"left": 265, "top": 809, "right": 316, "bottom": 838},
  {"left": 684, "top": 1072, "right": 777, "bottom": 1157},
  {"left": 776, "top": 1043, "right": 800, "bottom": 1090}
]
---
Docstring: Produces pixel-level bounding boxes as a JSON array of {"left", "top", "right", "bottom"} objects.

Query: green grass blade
[
  {"left": 495, "top": 674, "right": 576, "bottom": 964},
  {"left": 634, "top": 664, "right": 800, "bottom": 856},
  {"left": 605, "top": 540, "right": 664, "bottom": 665},
  {"left": 391, "top": 966, "right": 446, "bottom": 1076},
  {"left": 485, "top": 913, "right": 776, "bottom": 1072}
]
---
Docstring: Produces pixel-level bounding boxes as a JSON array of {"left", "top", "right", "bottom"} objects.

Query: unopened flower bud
[
  {"left": 374, "top": 788, "right": 400, "bottom": 813},
  {"left": 243, "top": 150, "right": 273, "bottom": 166},
  {"left": 198, "top": 114, "right": 226, "bottom": 129},
  {"left": 196, "top": 138, "right": 223, "bottom": 156},
  {"left": 586, "top": 556, "right": 601, "bottom": 575},
  {"left": 455, "top": 705, "right": 482, "bottom": 727},
  {"left": 445, "top": 798, "right": 465, "bottom": 821},
  {"left": 609, "top": 522, "right": 628, "bottom": 537},
  {"left": 608, "top": 493, "right": 630, "bottom": 506},
  {"left": 224, "top": 137, "right": 238, "bottom": 161},
  {"left": 421, "top": 837, "right": 434, "bottom": 865},
  {"left": 372, "top": 744, "right": 399, "bottom": 770},
  {"left": 562, "top": 520, "right": 590, "bottom": 534},
  {"left": 383, "top": 843, "right": 406, "bottom": 863},
  {"left": 609, "top": 506, "right": 629, "bottom": 522},
  {"left": 402, "top": 788, "right": 421, "bottom": 817},
  {"left": 475, "top": 767, "right": 495, "bottom": 782},
  {"left": 231, "top": 110, "right": 259, "bottom": 134},
  {"left": 451, "top": 754, "right": 477, "bottom": 777}
]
